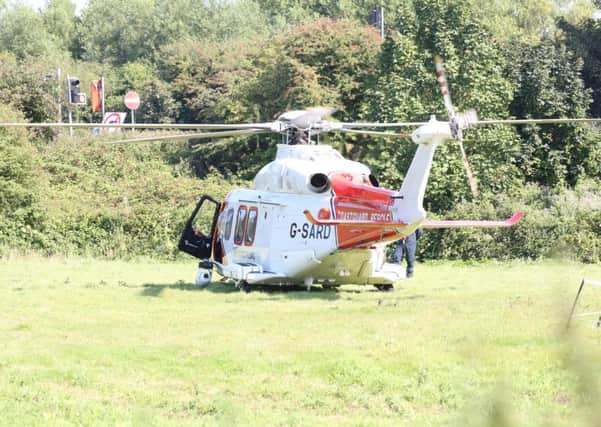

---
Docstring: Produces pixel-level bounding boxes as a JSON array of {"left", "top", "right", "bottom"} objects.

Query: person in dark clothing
[{"left": 393, "top": 229, "right": 423, "bottom": 278}]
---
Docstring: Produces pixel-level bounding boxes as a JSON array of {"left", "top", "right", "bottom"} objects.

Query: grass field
[{"left": 2, "top": 257, "right": 601, "bottom": 426}]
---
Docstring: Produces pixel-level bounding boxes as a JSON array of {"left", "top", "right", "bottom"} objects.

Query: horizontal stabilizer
[{"left": 421, "top": 212, "right": 523, "bottom": 229}]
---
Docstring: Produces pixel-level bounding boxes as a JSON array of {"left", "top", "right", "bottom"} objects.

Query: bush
[
  {"left": 2, "top": 124, "right": 599, "bottom": 263},
  {"left": 418, "top": 180, "right": 601, "bottom": 263},
  {"left": 3, "top": 133, "right": 244, "bottom": 259},
  {"left": 0, "top": 105, "right": 49, "bottom": 255}
]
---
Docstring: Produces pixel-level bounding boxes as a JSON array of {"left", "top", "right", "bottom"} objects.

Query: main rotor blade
[
  {"left": 0, "top": 122, "right": 277, "bottom": 130},
  {"left": 473, "top": 118, "right": 601, "bottom": 126},
  {"left": 337, "top": 121, "right": 428, "bottom": 129},
  {"left": 339, "top": 128, "right": 412, "bottom": 138},
  {"left": 103, "top": 129, "right": 269, "bottom": 144},
  {"left": 303, "top": 116, "right": 601, "bottom": 131}
]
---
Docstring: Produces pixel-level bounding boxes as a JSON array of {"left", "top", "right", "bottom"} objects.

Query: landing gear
[
  {"left": 239, "top": 281, "right": 252, "bottom": 293},
  {"left": 195, "top": 268, "right": 212, "bottom": 287},
  {"left": 194, "top": 260, "right": 213, "bottom": 287},
  {"left": 375, "top": 284, "right": 394, "bottom": 292}
]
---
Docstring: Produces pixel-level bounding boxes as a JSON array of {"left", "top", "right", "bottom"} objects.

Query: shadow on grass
[
  {"left": 138, "top": 281, "right": 409, "bottom": 300},
  {"left": 140, "top": 281, "right": 238, "bottom": 297}
]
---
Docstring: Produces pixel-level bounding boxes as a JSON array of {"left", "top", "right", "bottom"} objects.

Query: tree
[
  {"left": 363, "top": 0, "right": 522, "bottom": 212},
  {"left": 558, "top": 17, "right": 601, "bottom": 118},
  {"left": 509, "top": 40, "right": 596, "bottom": 186},
  {"left": 469, "top": 0, "right": 556, "bottom": 45},
  {"left": 0, "top": 104, "right": 47, "bottom": 250},
  {"left": 42, "top": 0, "right": 76, "bottom": 52},
  {"left": 556, "top": 0, "right": 597, "bottom": 26},
  {"left": 79, "top": 0, "right": 161, "bottom": 64},
  {"left": 0, "top": 5, "right": 61, "bottom": 59},
  {"left": 113, "top": 61, "right": 178, "bottom": 123},
  {"left": 277, "top": 18, "right": 380, "bottom": 119},
  {"left": 0, "top": 52, "right": 58, "bottom": 124}
]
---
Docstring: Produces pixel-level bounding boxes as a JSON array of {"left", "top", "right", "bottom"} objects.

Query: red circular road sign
[{"left": 124, "top": 91, "right": 140, "bottom": 110}]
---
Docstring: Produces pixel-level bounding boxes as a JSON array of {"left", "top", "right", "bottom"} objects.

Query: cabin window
[
  {"left": 223, "top": 208, "right": 234, "bottom": 240},
  {"left": 234, "top": 206, "right": 247, "bottom": 245},
  {"left": 245, "top": 207, "right": 258, "bottom": 246}
]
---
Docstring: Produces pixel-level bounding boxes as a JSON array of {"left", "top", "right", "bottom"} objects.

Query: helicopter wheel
[
  {"left": 240, "top": 281, "right": 252, "bottom": 293},
  {"left": 375, "top": 284, "right": 394, "bottom": 292}
]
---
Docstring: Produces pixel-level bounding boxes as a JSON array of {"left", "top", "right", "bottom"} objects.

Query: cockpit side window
[{"left": 234, "top": 206, "right": 247, "bottom": 245}]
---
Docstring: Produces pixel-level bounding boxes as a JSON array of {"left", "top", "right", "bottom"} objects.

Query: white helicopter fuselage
[
  {"left": 210, "top": 141, "right": 436, "bottom": 287},
  {"left": 216, "top": 188, "right": 399, "bottom": 286}
]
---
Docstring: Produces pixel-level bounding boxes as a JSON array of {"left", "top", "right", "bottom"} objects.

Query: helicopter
[
  {"left": 2, "top": 57, "right": 600, "bottom": 292},
  {"left": 174, "top": 57, "right": 523, "bottom": 292},
  {"left": 173, "top": 57, "right": 599, "bottom": 291}
]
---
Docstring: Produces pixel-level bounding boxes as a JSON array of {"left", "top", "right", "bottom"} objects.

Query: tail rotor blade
[
  {"left": 434, "top": 56, "right": 479, "bottom": 198},
  {"left": 434, "top": 56, "right": 455, "bottom": 119},
  {"left": 457, "top": 138, "right": 479, "bottom": 197}
]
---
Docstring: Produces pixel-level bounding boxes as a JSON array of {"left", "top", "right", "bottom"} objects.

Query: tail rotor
[{"left": 433, "top": 56, "right": 479, "bottom": 198}]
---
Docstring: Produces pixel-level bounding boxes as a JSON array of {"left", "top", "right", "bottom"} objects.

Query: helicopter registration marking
[{"left": 289, "top": 223, "right": 332, "bottom": 239}]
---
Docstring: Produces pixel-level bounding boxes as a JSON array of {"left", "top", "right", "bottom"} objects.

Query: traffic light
[
  {"left": 368, "top": 9, "right": 380, "bottom": 26},
  {"left": 68, "top": 77, "right": 86, "bottom": 105}
]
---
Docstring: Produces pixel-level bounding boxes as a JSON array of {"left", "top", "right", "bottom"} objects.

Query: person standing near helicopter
[{"left": 393, "top": 229, "right": 423, "bottom": 278}]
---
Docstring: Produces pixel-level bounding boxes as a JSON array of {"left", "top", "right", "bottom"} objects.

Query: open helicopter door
[{"left": 178, "top": 195, "right": 220, "bottom": 260}]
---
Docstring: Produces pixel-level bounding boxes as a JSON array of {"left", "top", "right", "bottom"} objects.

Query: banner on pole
[{"left": 91, "top": 79, "right": 103, "bottom": 112}]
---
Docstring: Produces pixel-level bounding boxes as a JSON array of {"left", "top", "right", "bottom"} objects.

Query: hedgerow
[
  {"left": 418, "top": 179, "right": 601, "bottom": 263},
  {"left": 0, "top": 118, "right": 243, "bottom": 258},
  {"left": 2, "top": 105, "right": 600, "bottom": 262}
]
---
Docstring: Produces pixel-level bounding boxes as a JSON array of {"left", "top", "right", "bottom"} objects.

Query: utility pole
[
  {"left": 57, "top": 67, "right": 62, "bottom": 123},
  {"left": 67, "top": 75, "right": 73, "bottom": 136},
  {"left": 101, "top": 75, "right": 105, "bottom": 118},
  {"left": 379, "top": 6, "right": 384, "bottom": 41}
]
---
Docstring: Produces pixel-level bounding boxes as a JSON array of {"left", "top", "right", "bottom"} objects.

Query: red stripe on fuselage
[{"left": 330, "top": 173, "right": 404, "bottom": 249}]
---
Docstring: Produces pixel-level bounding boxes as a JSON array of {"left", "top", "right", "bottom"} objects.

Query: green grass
[{"left": 2, "top": 257, "right": 601, "bottom": 426}]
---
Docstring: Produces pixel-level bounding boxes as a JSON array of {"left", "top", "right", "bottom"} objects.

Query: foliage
[
  {"left": 558, "top": 16, "right": 601, "bottom": 119},
  {"left": 0, "top": 52, "right": 59, "bottom": 125},
  {"left": 157, "top": 39, "right": 257, "bottom": 124},
  {"left": 471, "top": 0, "right": 557, "bottom": 45},
  {"left": 154, "top": 18, "right": 380, "bottom": 179},
  {"left": 77, "top": 0, "right": 274, "bottom": 65},
  {"left": 42, "top": 0, "right": 76, "bottom": 52},
  {"left": 0, "top": 5, "right": 62, "bottom": 59},
  {"left": 79, "top": 0, "right": 164, "bottom": 64},
  {"left": 27, "top": 136, "right": 245, "bottom": 258},
  {"left": 419, "top": 180, "right": 601, "bottom": 263},
  {"left": 273, "top": 18, "right": 381, "bottom": 119},
  {"left": 363, "top": 0, "right": 522, "bottom": 212},
  {"left": 508, "top": 40, "right": 596, "bottom": 186},
  {"left": 0, "top": 105, "right": 48, "bottom": 252}
]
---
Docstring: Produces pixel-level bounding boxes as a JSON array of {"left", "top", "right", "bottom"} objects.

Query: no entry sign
[{"left": 124, "top": 91, "right": 140, "bottom": 110}]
